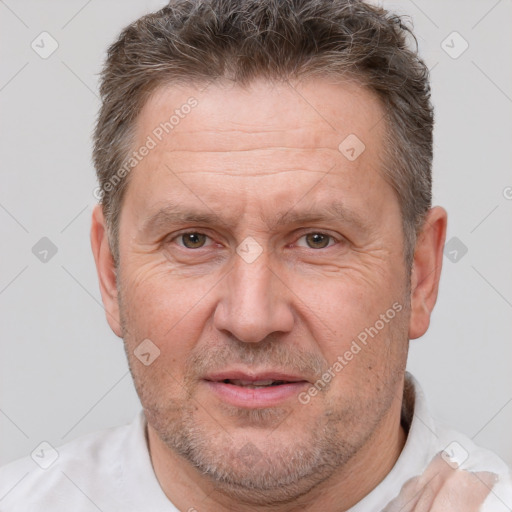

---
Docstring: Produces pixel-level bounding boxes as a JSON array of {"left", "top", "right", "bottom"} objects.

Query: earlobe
[
  {"left": 90, "top": 205, "right": 123, "bottom": 337},
  {"left": 408, "top": 207, "right": 447, "bottom": 340}
]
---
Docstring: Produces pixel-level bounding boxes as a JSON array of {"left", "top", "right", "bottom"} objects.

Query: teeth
[
  {"left": 230, "top": 379, "right": 275, "bottom": 387},
  {"left": 228, "top": 379, "right": 287, "bottom": 387}
]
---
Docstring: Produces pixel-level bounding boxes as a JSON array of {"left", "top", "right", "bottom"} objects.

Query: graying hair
[{"left": 93, "top": 0, "right": 433, "bottom": 266}]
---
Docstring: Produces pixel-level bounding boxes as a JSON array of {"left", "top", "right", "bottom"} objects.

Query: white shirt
[{"left": 1, "top": 373, "right": 511, "bottom": 511}]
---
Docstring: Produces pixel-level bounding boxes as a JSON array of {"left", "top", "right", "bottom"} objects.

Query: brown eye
[
  {"left": 180, "top": 232, "right": 208, "bottom": 249},
  {"left": 304, "top": 233, "right": 332, "bottom": 249}
]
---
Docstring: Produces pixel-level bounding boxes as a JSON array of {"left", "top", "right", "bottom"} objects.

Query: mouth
[
  {"left": 203, "top": 371, "right": 310, "bottom": 407},
  {"left": 220, "top": 379, "right": 295, "bottom": 388}
]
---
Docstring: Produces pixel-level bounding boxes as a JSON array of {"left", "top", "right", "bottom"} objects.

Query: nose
[{"left": 213, "top": 251, "right": 295, "bottom": 343}]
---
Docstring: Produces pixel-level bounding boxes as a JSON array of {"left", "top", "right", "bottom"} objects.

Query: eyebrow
[
  {"left": 139, "top": 200, "right": 370, "bottom": 238},
  {"left": 271, "top": 201, "right": 369, "bottom": 231}
]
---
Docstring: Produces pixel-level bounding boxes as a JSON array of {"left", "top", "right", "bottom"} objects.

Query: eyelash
[{"left": 170, "top": 231, "right": 341, "bottom": 250}]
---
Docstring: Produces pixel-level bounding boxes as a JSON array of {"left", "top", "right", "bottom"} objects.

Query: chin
[
  {"left": 154, "top": 404, "right": 355, "bottom": 506},
  {"left": 189, "top": 436, "right": 342, "bottom": 505}
]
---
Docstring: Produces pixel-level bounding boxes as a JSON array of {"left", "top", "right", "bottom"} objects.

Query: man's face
[{"left": 109, "top": 79, "right": 412, "bottom": 500}]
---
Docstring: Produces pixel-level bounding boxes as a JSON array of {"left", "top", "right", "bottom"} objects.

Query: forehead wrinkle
[
  {"left": 155, "top": 148, "right": 340, "bottom": 177},
  {"left": 147, "top": 134, "right": 343, "bottom": 154},
  {"left": 161, "top": 146, "right": 338, "bottom": 153}
]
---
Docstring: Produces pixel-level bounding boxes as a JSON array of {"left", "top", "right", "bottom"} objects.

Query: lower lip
[{"left": 204, "top": 380, "right": 309, "bottom": 408}]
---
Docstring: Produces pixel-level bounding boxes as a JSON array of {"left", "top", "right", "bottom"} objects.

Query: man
[{"left": 1, "top": 0, "right": 510, "bottom": 510}]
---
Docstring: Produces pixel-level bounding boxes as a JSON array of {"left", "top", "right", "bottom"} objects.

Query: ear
[
  {"left": 90, "top": 204, "right": 123, "bottom": 337},
  {"left": 408, "top": 207, "right": 447, "bottom": 340}
]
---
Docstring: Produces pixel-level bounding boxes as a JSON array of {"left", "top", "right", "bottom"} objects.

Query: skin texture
[{"left": 91, "top": 78, "right": 447, "bottom": 511}]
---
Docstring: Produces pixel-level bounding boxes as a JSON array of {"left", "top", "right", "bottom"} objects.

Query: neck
[{"left": 148, "top": 393, "right": 406, "bottom": 512}]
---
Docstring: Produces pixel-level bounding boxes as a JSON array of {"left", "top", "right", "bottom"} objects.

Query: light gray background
[{"left": 1, "top": 0, "right": 511, "bottom": 468}]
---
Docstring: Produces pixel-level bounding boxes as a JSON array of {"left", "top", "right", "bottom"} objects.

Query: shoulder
[
  {"left": 380, "top": 374, "right": 512, "bottom": 511},
  {"left": 384, "top": 411, "right": 512, "bottom": 511},
  {"left": 0, "top": 414, "right": 142, "bottom": 512},
  {"left": 432, "top": 423, "right": 512, "bottom": 512},
  {"left": 383, "top": 443, "right": 512, "bottom": 511}
]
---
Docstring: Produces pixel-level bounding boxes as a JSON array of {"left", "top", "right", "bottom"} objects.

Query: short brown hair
[{"left": 93, "top": 0, "right": 433, "bottom": 266}]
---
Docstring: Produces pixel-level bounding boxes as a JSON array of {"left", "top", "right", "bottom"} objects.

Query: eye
[
  {"left": 171, "top": 231, "right": 338, "bottom": 250},
  {"left": 297, "top": 232, "right": 337, "bottom": 249},
  {"left": 176, "top": 232, "right": 211, "bottom": 249}
]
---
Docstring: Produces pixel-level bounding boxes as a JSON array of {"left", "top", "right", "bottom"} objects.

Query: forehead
[
  {"left": 123, "top": 77, "right": 393, "bottom": 225},
  {"left": 136, "top": 77, "right": 385, "bottom": 154}
]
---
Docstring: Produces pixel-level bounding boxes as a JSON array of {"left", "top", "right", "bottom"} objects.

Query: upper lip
[{"left": 204, "top": 370, "right": 309, "bottom": 383}]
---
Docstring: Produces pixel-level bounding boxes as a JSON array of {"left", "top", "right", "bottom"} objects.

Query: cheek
[
  {"left": 119, "top": 261, "right": 218, "bottom": 360},
  {"left": 293, "top": 268, "right": 398, "bottom": 335},
  {"left": 292, "top": 269, "right": 408, "bottom": 380}
]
